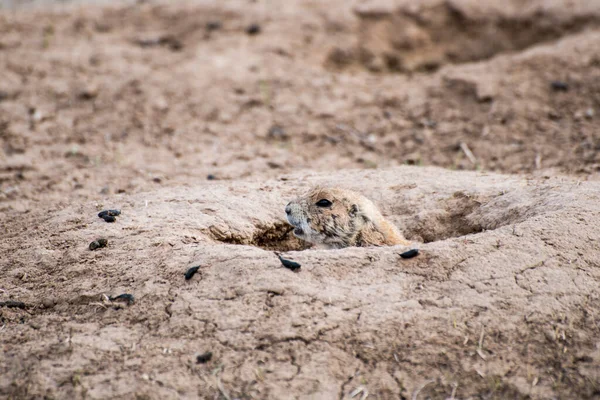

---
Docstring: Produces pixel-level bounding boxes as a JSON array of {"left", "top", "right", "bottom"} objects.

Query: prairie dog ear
[{"left": 349, "top": 204, "right": 359, "bottom": 217}]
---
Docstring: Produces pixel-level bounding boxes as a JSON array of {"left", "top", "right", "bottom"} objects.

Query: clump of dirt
[{"left": 210, "top": 221, "right": 309, "bottom": 252}]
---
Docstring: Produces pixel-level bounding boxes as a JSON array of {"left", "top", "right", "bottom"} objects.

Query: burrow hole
[{"left": 211, "top": 191, "right": 528, "bottom": 252}]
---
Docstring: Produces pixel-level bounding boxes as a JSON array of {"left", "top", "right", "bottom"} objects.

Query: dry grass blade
[
  {"left": 412, "top": 379, "right": 435, "bottom": 400},
  {"left": 217, "top": 377, "right": 231, "bottom": 400},
  {"left": 477, "top": 325, "right": 487, "bottom": 359},
  {"left": 459, "top": 142, "right": 477, "bottom": 165},
  {"left": 450, "top": 382, "right": 458, "bottom": 399}
]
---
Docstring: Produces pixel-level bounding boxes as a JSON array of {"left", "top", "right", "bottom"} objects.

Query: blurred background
[{"left": 1, "top": 0, "right": 599, "bottom": 211}]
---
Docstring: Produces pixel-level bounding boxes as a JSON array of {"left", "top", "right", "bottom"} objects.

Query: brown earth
[{"left": 1, "top": 0, "right": 600, "bottom": 399}]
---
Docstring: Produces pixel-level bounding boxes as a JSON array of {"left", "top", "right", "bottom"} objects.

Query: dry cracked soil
[{"left": 1, "top": 0, "right": 600, "bottom": 399}]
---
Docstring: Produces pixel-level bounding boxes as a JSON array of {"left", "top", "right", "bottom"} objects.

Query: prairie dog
[{"left": 285, "top": 187, "right": 409, "bottom": 249}]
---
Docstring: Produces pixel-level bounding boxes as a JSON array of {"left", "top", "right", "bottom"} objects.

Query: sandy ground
[{"left": 1, "top": 0, "right": 600, "bottom": 399}]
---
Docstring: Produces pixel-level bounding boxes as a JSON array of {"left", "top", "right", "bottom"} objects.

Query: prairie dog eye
[{"left": 315, "top": 199, "right": 332, "bottom": 207}]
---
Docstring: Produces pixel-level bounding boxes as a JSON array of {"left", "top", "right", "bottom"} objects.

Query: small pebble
[
  {"left": 585, "top": 108, "right": 595, "bottom": 118},
  {"left": 42, "top": 298, "right": 55, "bottom": 309},
  {"left": 29, "top": 321, "right": 42, "bottom": 330},
  {"left": 206, "top": 174, "right": 217, "bottom": 180},
  {"left": 550, "top": 81, "right": 569, "bottom": 92},
  {"left": 400, "top": 249, "right": 419, "bottom": 259},
  {"left": 246, "top": 23, "right": 261, "bottom": 35},
  {"left": 277, "top": 254, "right": 301, "bottom": 272},
  {"left": 268, "top": 125, "right": 287, "bottom": 140},
  {"left": 109, "top": 293, "right": 135, "bottom": 305},
  {"left": 101, "top": 215, "right": 116, "bottom": 223},
  {"left": 196, "top": 351, "right": 213, "bottom": 364},
  {"left": 185, "top": 266, "right": 201, "bottom": 280}
]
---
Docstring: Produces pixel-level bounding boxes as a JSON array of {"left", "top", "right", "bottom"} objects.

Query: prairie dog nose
[{"left": 285, "top": 203, "right": 292, "bottom": 215}]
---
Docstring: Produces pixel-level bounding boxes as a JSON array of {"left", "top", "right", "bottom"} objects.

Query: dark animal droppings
[
  {"left": 89, "top": 238, "right": 108, "bottom": 250},
  {"left": 246, "top": 23, "right": 261, "bottom": 35},
  {"left": 400, "top": 249, "right": 419, "bottom": 259},
  {"left": 278, "top": 255, "right": 301, "bottom": 272},
  {"left": 185, "top": 266, "right": 201, "bottom": 280},
  {"left": 196, "top": 351, "right": 213, "bottom": 363},
  {"left": 207, "top": 174, "right": 216, "bottom": 180},
  {"left": 206, "top": 21, "right": 222, "bottom": 31},
  {"left": 109, "top": 294, "right": 135, "bottom": 305},
  {"left": 550, "top": 81, "right": 569, "bottom": 92},
  {"left": 98, "top": 209, "right": 121, "bottom": 218},
  {"left": 0, "top": 300, "right": 26, "bottom": 309}
]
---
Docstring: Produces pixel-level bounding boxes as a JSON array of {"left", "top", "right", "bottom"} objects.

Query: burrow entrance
[
  {"left": 209, "top": 191, "right": 532, "bottom": 252},
  {"left": 327, "top": 2, "right": 600, "bottom": 73}
]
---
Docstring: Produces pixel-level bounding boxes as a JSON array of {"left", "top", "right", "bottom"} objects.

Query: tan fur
[{"left": 285, "top": 187, "right": 410, "bottom": 249}]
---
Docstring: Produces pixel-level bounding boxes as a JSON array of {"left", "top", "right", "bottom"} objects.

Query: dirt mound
[{"left": 1, "top": 167, "right": 599, "bottom": 399}]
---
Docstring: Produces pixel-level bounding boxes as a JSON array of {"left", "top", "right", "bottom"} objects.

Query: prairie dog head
[{"left": 285, "top": 187, "right": 385, "bottom": 248}]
